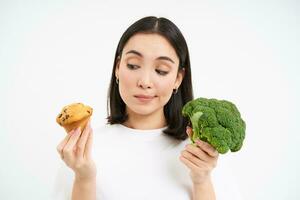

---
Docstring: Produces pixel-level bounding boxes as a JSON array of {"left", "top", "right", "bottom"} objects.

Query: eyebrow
[{"left": 125, "top": 50, "right": 175, "bottom": 64}]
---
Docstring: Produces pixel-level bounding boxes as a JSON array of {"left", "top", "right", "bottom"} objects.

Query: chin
[{"left": 127, "top": 105, "right": 160, "bottom": 116}]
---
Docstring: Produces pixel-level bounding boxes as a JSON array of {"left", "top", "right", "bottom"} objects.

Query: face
[{"left": 115, "top": 33, "right": 185, "bottom": 117}]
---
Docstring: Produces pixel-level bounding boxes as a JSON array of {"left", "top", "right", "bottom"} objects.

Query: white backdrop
[{"left": 1, "top": 1, "right": 299, "bottom": 199}]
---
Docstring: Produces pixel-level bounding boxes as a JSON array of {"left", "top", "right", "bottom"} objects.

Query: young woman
[{"left": 54, "top": 16, "right": 241, "bottom": 200}]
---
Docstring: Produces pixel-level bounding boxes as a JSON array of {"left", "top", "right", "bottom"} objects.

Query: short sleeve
[{"left": 51, "top": 162, "right": 74, "bottom": 200}]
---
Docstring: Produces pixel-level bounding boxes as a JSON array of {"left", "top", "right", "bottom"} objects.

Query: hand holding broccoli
[
  {"left": 182, "top": 97, "right": 246, "bottom": 154},
  {"left": 180, "top": 126, "right": 219, "bottom": 186}
]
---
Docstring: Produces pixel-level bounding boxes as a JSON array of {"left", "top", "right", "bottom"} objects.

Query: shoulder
[
  {"left": 92, "top": 123, "right": 123, "bottom": 144},
  {"left": 92, "top": 123, "right": 110, "bottom": 133},
  {"left": 92, "top": 123, "right": 120, "bottom": 135}
]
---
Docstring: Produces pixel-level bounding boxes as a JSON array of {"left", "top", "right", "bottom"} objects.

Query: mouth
[
  {"left": 134, "top": 95, "right": 157, "bottom": 102},
  {"left": 134, "top": 95, "right": 156, "bottom": 98}
]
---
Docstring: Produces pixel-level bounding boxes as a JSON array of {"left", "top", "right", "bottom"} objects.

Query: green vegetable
[{"left": 182, "top": 97, "right": 246, "bottom": 154}]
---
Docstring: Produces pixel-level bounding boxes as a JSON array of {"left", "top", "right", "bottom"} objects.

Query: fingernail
[{"left": 196, "top": 139, "right": 202, "bottom": 144}]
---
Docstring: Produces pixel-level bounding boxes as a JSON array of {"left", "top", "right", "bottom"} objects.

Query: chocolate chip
[
  {"left": 58, "top": 113, "right": 62, "bottom": 118},
  {"left": 66, "top": 114, "right": 69, "bottom": 119},
  {"left": 64, "top": 109, "right": 67, "bottom": 113},
  {"left": 62, "top": 118, "right": 65, "bottom": 122},
  {"left": 87, "top": 110, "right": 91, "bottom": 114}
]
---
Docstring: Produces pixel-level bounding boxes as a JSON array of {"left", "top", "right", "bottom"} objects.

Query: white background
[{"left": 0, "top": 0, "right": 299, "bottom": 199}]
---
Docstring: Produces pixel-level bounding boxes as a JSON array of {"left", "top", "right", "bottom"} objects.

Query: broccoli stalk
[
  {"left": 190, "top": 111, "right": 203, "bottom": 143},
  {"left": 182, "top": 97, "right": 246, "bottom": 154}
]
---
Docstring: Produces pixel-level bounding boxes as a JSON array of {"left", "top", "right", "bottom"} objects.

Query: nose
[{"left": 137, "top": 73, "right": 153, "bottom": 89}]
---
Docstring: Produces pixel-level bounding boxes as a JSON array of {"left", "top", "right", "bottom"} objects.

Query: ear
[{"left": 174, "top": 67, "right": 185, "bottom": 88}]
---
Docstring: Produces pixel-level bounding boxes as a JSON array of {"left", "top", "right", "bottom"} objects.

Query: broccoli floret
[{"left": 182, "top": 97, "right": 246, "bottom": 154}]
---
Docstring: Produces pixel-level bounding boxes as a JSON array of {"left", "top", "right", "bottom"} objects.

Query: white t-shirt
[{"left": 52, "top": 123, "right": 243, "bottom": 199}]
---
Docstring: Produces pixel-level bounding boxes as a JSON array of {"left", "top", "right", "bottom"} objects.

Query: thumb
[{"left": 186, "top": 126, "right": 193, "bottom": 138}]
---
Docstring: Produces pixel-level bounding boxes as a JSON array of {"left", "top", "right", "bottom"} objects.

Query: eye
[
  {"left": 127, "top": 64, "right": 139, "bottom": 70},
  {"left": 156, "top": 69, "right": 168, "bottom": 76},
  {"left": 127, "top": 63, "right": 168, "bottom": 76}
]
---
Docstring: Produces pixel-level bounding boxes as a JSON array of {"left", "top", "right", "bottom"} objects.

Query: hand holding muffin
[{"left": 56, "top": 103, "right": 97, "bottom": 181}]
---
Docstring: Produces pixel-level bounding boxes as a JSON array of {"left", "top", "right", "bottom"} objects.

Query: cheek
[
  {"left": 119, "top": 65, "right": 137, "bottom": 85},
  {"left": 156, "top": 78, "right": 174, "bottom": 100},
  {"left": 157, "top": 80, "right": 173, "bottom": 94},
  {"left": 120, "top": 71, "right": 135, "bottom": 86},
  {"left": 118, "top": 70, "right": 135, "bottom": 99}
]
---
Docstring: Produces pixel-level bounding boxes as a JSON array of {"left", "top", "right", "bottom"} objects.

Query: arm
[
  {"left": 72, "top": 177, "right": 96, "bottom": 200},
  {"left": 192, "top": 179, "right": 216, "bottom": 200}
]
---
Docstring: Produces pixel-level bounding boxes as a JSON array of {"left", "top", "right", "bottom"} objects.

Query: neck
[{"left": 123, "top": 108, "right": 167, "bottom": 130}]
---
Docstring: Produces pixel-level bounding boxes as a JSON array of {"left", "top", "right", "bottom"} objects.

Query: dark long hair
[{"left": 106, "top": 16, "right": 194, "bottom": 140}]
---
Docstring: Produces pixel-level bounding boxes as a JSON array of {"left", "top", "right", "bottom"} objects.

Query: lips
[
  {"left": 134, "top": 94, "right": 157, "bottom": 103},
  {"left": 134, "top": 94, "right": 156, "bottom": 99}
]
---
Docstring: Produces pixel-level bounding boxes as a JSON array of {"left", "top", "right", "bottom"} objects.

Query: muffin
[{"left": 56, "top": 103, "right": 93, "bottom": 133}]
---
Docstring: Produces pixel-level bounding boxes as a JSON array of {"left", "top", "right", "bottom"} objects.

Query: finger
[
  {"left": 76, "top": 120, "right": 91, "bottom": 157},
  {"left": 186, "top": 126, "right": 193, "bottom": 138},
  {"left": 84, "top": 126, "right": 93, "bottom": 158},
  {"left": 185, "top": 144, "right": 211, "bottom": 162},
  {"left": 181, "top": 150, "right": 208, "bottom": 167},
  {"left": 63, "top": 127, "right": 82, "bottom": 158},
  {"left": 195, "top": 140, "right": 219, "bottom": 157},
  {"left": 56, "top": 130, "right": 74, "bottom": 155},
  {"left": 179, "top": 153, "right": 200, "bottom": 171}
]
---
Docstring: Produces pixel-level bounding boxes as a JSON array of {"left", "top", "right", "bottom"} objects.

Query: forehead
[{"left": 122, "top": 33, "right": 179, "bottom": 62}]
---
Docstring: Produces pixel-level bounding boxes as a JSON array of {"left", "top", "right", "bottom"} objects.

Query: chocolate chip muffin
[{"left": 56, "top": 103, "right": 93, "bottom": 133}]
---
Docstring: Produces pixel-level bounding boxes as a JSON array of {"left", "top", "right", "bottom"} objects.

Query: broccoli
[{"left": 182, "top": 97, "right": 246, "bottom": 154}]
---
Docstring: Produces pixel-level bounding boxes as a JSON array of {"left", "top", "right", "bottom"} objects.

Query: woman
[{"left": 54, "top": 16, "right": 240, "bottom": 200}]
